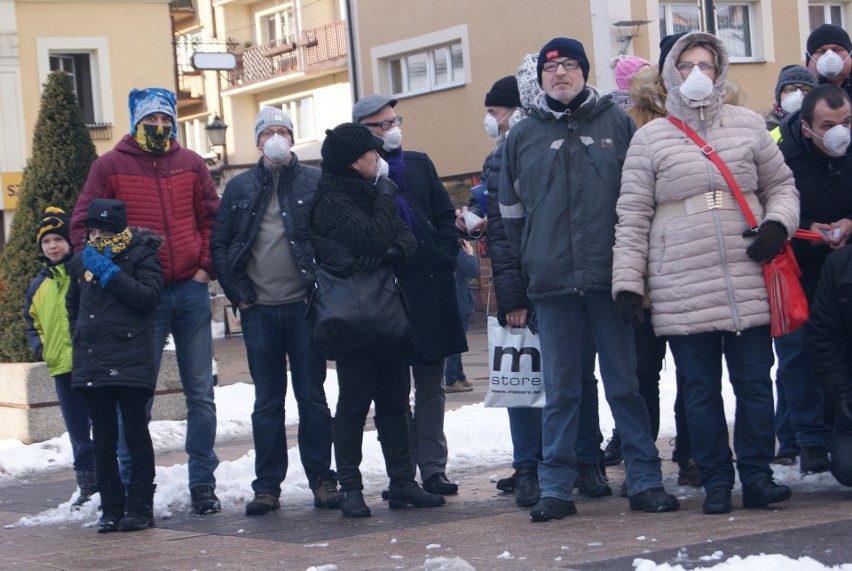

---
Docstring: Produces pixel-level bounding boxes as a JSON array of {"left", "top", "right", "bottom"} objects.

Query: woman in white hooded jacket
[{"left": 612, "top": 32, "right": 799, "bottom": 515}]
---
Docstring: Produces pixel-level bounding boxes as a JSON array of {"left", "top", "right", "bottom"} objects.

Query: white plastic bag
[{"left": 483, "top": 316, "right": 545, "bottom": 408}]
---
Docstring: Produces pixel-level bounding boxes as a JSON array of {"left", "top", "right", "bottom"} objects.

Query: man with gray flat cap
[{"left": 352, "top": 95, "right": 467, "bottom": 497}]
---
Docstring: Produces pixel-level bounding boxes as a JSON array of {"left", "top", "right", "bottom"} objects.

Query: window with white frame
[
  {"left": 178, "top": 118, "right": 212, "bottom": 156},
  {"left": 809, "top": 3, "right": 845, "bottom": 30},
  {"left": 176, "top": 31, "right": 204, "bottom": 73},
  {"left": 387, "top": 42, "right": 464, "bottom": 97},
  {"left": 372, "top": 25, "right": 469, "bottom": 100},
  {"left": 37, "top": 37, "right": 113, "bottom": 127},
  {"left": 282, "top": 96, "right": 316, "bottom": 142},
  {"left": 256, "top": 4, "right": 295, "bottom": 47},
  {"left": 658, "top": 2, "right": 757, "bottom": 61}
]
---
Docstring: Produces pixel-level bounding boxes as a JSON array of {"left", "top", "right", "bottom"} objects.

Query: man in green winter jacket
[{"left": 499, "top": 37, "right": 678, "bottom": 522}]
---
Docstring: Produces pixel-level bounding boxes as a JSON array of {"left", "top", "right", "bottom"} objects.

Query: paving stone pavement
[{"left": 2, "top": 314, "right": 852, "bottom": 570}]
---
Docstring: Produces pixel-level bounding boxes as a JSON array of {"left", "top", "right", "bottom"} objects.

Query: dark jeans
[
  {"left": 239, "top": 302, "right": 332, "bottom": 495},
  {"left": 669, "top": 326, "right": 775, "bottom": 491},
  {"left": 444, "top": 313, "right": 472, "bottom": 385},
  {"left": 335, "top": 360, "right": 411, "bottom": 427},
  {"left": 81, "top": 386, "right": 154, "bottom": 487},
  {"left": 774, "top": 322, "right": 832, "bottom": 449},
  {"left": 54, "top": 372, "right": 94, "bottom": 473}
]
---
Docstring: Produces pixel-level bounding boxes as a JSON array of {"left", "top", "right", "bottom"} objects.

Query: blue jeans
[
  {"left": 774, "top": 322, "right": 831, "bottom": 448},
  {"left": 508, "top": 407, "right": 542, "bottom": 469},
  {"left": 535, "top": 292, "right": 662, "bottom": 500},
  {"left": 443, "top": 313, "right": 472, "bottom": 385},
  {"left": 54, "top": 372, "right": 94, "bottom": 474},
  {"left": 669, "top": 326, "right": 775, "bottom": 491},
  {"left": 774, "top": 378, "right": 798, "bottom": 454},
  {"left": 153, "top": 279, "right": 218, "bottom": 489},
  {"left": 239, "top": 302, "right": 332, "bottom": 494}
]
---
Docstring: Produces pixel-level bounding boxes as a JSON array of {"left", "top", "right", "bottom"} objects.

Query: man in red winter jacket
[{"left": 71, "top": 87, "right": 221, "bottom": 515}]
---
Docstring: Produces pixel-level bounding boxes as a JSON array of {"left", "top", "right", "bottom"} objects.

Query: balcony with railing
[
  {"left": 169, "top": 0, "right": 195, "bottom": 26},
  {"left": 226, "top": 20, "right": 347, "bottom": 90}
]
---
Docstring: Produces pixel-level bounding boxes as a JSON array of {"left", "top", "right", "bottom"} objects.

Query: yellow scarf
[{"left": 87, "top": 228, "right": 133, "bottom": 255}]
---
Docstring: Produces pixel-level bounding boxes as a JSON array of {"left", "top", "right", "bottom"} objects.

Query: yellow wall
[
  {"left": 16, "top": 1, "right": 174, "bottom": 157},
  {"left": 356, "top": 0, "right": 598, "bottom": 178}
]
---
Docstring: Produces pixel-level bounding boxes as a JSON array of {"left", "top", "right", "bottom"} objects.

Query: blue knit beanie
[
  {"left": 128, "top": 88, "right": 177, "bottom": 138},
  {"left": 537, "top": 38, "right": 589, "bottom": 85}
]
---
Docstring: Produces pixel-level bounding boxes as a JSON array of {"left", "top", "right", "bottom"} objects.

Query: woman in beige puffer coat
[{"left": 612, "top": 32, "right": 799, "bottom": 516}]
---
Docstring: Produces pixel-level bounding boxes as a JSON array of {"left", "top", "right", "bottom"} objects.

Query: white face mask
[
  {"left": 679, "top": 66, "right": 715, "bottom": 101},
  {"left": 483, "top": 113, "right": 501, "bottom": 139},
  {"left": 375, "top": 157, "right": 389, "bottom": 181},
  {"left": 261, "top": 134, "right": 290, "bottom": 163},
  {"left": 816, "top": 49, "right": 847, "bottom": 78},
  {"left": 804, "top": 123, "right": 851, "bottom": 157},
  {"left": 382, "top": 126, "right": 402, "bottom": 151},
  {"left": 780, "top": 89, "right": 804, "bottom": 114}
]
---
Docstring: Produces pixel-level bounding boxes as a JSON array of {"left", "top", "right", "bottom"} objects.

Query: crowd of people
[{"left": 23, "top": 24, "right": 852, "bottom": 533}]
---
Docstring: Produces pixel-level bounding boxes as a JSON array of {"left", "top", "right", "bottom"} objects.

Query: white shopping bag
[{"left": 483, "top": 316, "right": 545, "bottom": 408}]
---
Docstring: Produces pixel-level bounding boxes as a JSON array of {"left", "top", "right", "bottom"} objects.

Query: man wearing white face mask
[
  {"left": 353, "top": 95, "right": 468, "bottom": 498},
  {"left": 806, "top": 25, "right": 852, "bottom": 101},
  {"left": 774, "top": 84, "right": 852, "bottom": 476},
  {"left": 210, "top": 106, "right": 342, "bottom": 515},
  {"left": 766, "top": 65, "right": 818, "bottom": 139}
]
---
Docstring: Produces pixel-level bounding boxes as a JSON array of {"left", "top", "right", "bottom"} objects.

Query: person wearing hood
[
  {"left": 210, "top": 107, "right": 342, "bottom": 516},
  {"left": 774, "top": 84, "right": 852, "bottom": 476},
  {"left": 70, "top": 88, "right": 221, "bottom": 515},
  {"left": 766, "top": 65, "right": 818, "bottom": 138},
  {"left": 806, "top": 24, "right": 852, "bottom": 101},
  {"left": 308, "top": 122, "right": 443, "bottom": 517},
  {"left": 612, "top": 31, "right": 800, "bottom": 515},
  {"left": 352, "top": 95, "right": 468, "bottom": 498},
  {"left": 66, "top": 198, "right": 163, "bottom": 532},
  {"left": 24, "top": 207, "right": 95, "bottom": 511},
  {"left": 500, "top": 37, "right": 680, "bottom": 522}
]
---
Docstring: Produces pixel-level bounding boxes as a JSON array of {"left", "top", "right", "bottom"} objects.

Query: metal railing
[
  {"left": 226, "top": 20, "right": 347, "bottom": 89},
  {"left": 169, "top": 0, "right": 194, "bottom": 10}
]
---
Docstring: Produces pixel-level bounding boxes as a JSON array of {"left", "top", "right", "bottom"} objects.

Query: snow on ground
[{"left": 1, "top": 351, "right": 850, "bottom": 569}]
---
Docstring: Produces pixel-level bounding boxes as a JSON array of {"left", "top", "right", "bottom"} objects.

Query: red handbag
[{"left": 667, "top": 116, "right": 821, "bottom": 337}]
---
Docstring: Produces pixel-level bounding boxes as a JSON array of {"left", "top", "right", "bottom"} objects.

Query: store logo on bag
[{"left": 491, "top": 346, "right": 542, "bottom": 386}]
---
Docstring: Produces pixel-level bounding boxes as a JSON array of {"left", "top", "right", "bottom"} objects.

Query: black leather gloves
[
  {"left": 356, "top": 246, "right": 403, "bottom": 273},
  {"left": 382, "top": 245, "right": 404, "bottom": 265},
  {"left": 616, "top": 291, "right": 645, "bottom": 330},
  {"left": 375, "top": 176, "right": 398, "bottom": 198},
  {"left": 744, "top": 220, "right": 788, "bottom": 263}
]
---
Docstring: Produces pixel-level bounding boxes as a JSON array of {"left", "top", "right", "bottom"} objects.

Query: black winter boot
[
  {"left": 575, "top": 461, "right": 613, "bottom": 498},
  {"left": 119, "top": 481, "right": 155, "bottom": 532},
  {"left": 96, "top": 482, "right": 125, "bottom": 533},
  {"left": 333, "top": 423, "right": 370, "bottom": 517},
  {"left": 514, "top": 467, "right": 540, "bottom": 507},
  {"left": 604, "top": 431, "right": 623, "bottom": 466},
  {"left": 376, "top": 415, "right": 445, "bottom": 510},
  {"left": 71, "top": 470, "right": 97, "bottom": 511}
]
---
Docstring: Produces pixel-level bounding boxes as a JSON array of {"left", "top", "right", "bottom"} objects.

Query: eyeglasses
[
  {"left": 260, "top": 128, "right": 290, "bottom": 138},
  {"left": 541, "top": 59, "right": 580, "bottom": 73},
  {"left": 675, "top": 61, "right": 715, "bottom": 74},
  {"left": 362, "top": 116, "right": 403, "bottom": 131},
  {"left": 781, "top": 84, "right": 813, "bottom": 94}
]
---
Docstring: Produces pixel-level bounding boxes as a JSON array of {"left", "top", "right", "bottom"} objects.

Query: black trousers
[
  {"left": 334, "top": 359, "right": 410, "bottom": 427},
  {"left": 81, "top": 386, "right": 155, "bottom": 487}
]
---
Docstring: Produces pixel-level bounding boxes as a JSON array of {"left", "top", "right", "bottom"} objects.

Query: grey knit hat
[
  {"left": 254, "top": 106, "right": 294, "bottom": 145},
  {"left": 774, "top": 65, "right": 818, "bottom": 104}
]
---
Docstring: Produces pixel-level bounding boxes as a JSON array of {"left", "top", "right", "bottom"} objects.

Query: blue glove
[{"left": 82, "top": 245, "right": 120, "bottom": 288}]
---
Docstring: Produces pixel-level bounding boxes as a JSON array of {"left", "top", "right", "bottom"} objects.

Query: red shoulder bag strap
[{"left": 666, "top": 115, "right": 822, "bottom": 242}]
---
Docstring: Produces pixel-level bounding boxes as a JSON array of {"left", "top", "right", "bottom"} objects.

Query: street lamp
[{"left": 205, "top": 115, "right": 228, "bottom": 185}]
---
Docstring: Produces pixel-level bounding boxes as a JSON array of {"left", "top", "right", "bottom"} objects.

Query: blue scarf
[{"left": 385, "top": 147, "right": 424, "bottom": 239}]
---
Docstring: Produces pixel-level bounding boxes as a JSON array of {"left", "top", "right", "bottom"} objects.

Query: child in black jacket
[{"left": 66, "top": 198, "right": 163, "bottom": 532}]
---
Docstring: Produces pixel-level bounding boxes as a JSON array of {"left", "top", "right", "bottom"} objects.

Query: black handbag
[{"left": 310, "top": 263, "right": 411, "bottom": 352}]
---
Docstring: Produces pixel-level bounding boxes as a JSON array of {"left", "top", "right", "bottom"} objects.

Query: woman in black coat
[
  {"left": 309, "top": 123, "right": 444, "bottom": 517},
  {"left": 66, "top": 198, "right": 163, "bottom": 533}
]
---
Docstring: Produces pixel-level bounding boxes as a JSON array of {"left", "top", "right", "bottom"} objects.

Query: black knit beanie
[
  {"left": 36, "top": 206, "right": 71, "bottom": 246},
  {"left": 321, "top": 123, "right": 385, "bottom": 172},
  {"left": 537, "top": 38, "right": 589, "bottom": 84},
  {"left": 86, "top": 199, "right": 127, "bottom": 234},
  {"left": 807, "top": 24, "right": 852, "bottom": 65},
  {"left": 658, "top": 32, "right": 687, "bottom": 74},
  {"left": 484, "top": 76, "right": 521, "bottom": 107}
]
